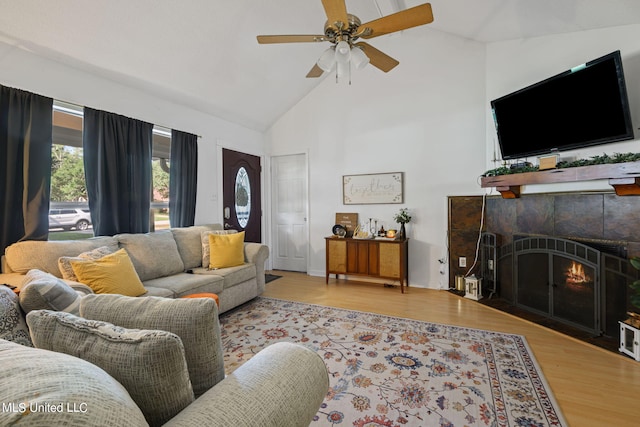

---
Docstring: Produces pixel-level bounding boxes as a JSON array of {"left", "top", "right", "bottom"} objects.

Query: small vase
[{"left": 399, "top": 223, "right": 406, "bottom": 240}]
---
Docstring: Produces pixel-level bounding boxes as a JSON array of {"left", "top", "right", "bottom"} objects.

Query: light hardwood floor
[{"left": 263, "top": 270, "right": 640, "bottom": 426}]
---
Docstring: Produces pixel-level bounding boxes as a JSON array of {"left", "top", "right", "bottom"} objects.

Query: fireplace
[{"left": 488, "top": 234, "right": 635, "bottom": 337}]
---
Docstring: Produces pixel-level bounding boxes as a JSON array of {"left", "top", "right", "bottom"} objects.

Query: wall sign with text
[{"left": 342, "top": 172, "right": 404, "bottom": 205}]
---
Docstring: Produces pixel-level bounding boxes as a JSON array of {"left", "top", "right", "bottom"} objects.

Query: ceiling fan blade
[
  {"left": 360, "top": 3, "right": 434, "bottom": 39},
  {"left": 257, "top": 35, "right": 328, "bottom": 44},
  {"left": 306, "top": 64, "right": 324, "bottom": 78},
  {"left": 321, "top": 0, "right": 349, "bottom": 30},
  {"left": 355, "top": 42, "right": 399, "bottom": 73}
]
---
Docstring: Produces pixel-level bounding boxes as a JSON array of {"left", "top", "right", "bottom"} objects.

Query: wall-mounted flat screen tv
[{"left": 491, "top": 50, "right": 634, "bottom": 160}]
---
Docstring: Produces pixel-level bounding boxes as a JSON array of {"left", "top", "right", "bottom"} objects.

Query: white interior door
[{"left": 271, "top": 153, "right": 307, "bottom": 272}]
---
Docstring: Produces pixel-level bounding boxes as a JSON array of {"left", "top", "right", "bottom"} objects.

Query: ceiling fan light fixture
[
  {"left": 336, "top": 40, "right": 350, "bottom": 55},
  {"left": 317, "top": 47, "right": 336, "bottom": 72},
  {"left": 350, "top": 46, "right": 370, "bottom": 70},
  {"left": 335, "top": 40, "right": 351, "bottom": 64}
]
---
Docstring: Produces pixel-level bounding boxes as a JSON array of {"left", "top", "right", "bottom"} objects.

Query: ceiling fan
[{"left": 257, "top": 0, "right": 434, "bottom": 78}]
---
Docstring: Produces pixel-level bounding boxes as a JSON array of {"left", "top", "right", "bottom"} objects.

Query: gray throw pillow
[
  {"left": 170, "top": 224, "right": 219, "bottom": 269},
  {"left": 58, "top": 245, "right": 116, "bottom": 281},
  {"left": 0, "top": 285, "right": 32, "bottom": 347},
  {"left": 0, "top": 339, "right": 148, "bottom": 426},
  {"left": 80, "top": 293, "right": 224, "bottom": 397},
  {"left": 19, "top": 269, "right": 82, "bottom": 315},
  {"left": 115, "top": 231, "right": 185, "bottom": 281},
  {"left": 26, "top": 310, "right": 194, "bottom": 426},
  {"left": 201, "top": 229, "right": 238, "bottom": 269}
]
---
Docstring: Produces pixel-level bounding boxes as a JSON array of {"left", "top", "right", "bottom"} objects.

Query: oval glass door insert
[{"left": 235, "top": 167, "right": 251, "bottom": 228}]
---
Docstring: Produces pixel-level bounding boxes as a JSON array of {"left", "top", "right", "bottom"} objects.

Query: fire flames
[{"left": 565, "top": 261, "right": 591, "bottom": 285}]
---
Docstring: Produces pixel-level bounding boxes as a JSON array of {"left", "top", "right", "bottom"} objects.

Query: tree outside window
[{"left": 51, "top": 145, "right": 87, "bottom": 202}]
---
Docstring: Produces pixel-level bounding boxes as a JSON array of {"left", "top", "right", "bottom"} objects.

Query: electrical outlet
[
  {"left": 459, "top": 257, "right": 467, "bottom": 268},
  {"left": 488, "top": 260, "right": 494, "bottom": 270}
]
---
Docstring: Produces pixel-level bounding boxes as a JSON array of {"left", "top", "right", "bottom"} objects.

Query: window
[
  {"left": 49, "top": 102, "right": 172, "bottom": 237},
  {"left": 49, "top": 101, "right": 92, "bottom": 240},
  {"left": 235, "top": 166, "right": 251, "bottom": 228},
  {"left": 151, "top": 126, "right": 171, "bottom": 231}
]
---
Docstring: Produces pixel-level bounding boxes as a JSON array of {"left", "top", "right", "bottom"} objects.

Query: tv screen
[{"left": 491, "top": 50, "right": 634, "bottom": 160}]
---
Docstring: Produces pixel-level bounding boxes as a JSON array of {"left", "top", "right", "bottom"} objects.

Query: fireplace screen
[
  {"left": 517, "top": 253, "right": 549, "bottom": 314},
  {"left": 487, "top": 235, "right": 635, "bottom": 337},
  {"left": 514, "top": 236, "right": 600, "bottom": 335}
]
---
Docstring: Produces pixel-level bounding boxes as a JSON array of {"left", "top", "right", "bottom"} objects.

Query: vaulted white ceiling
[{"left": 1, "top": 0, "right": 640, "bottom": 131}]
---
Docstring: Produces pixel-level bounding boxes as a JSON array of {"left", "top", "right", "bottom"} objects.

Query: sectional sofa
[
  {"left": 0, "top": 225, "right": 330, "bottom": 426},
  {"left": 0, "top": 224, "right": 269, "bottom": 314},
  {"left": 0, "top": 282, "right": 327, "bottom": 427}
]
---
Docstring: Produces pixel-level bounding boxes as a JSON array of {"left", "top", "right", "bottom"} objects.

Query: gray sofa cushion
[
  {"left": 27, "top": 310, "right": 194, "bottom": 426},
  {"left": 143, "top": 272, "right": 224, "bottom": 298},
  {"left": 80, "top": 294, "right": 225, "bottom": 397},
  {"left": 170, "top": 224, "right": 221, "bottom": 270},
  {"left": 0, "top": 339, "right": 148, "bottom": 426},
  {"left": 4, "top": 237, "right": 118, "bottom": 276},
  {"left": 143, "top": 285, "right": 176, "bottom": 298},
  {"left": 19, "top": 269, "right": 83, "bottom": 314},
  {"left": 0, "top": 286, "right": 32, "bottom": 347},
  {"left": 192, "top": 263, "right": 256, "bottom": 290},
  {"left": 116, "top": 230, "right": 185, "bottom": 281}
]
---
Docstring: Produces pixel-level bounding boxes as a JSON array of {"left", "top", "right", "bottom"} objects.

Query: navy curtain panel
[
  {"left": 169, "top": 129, "right": 198, "bottom": 228},
  {"left": 82, "top": 108, "right": 153, "bottom": 236},
  {"left": 0, "top": 85, "right": 53, "bottom": 256}
]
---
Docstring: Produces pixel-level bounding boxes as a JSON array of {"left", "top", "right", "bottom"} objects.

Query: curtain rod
[{"left": 53, "top": 99, "right": 202, "bottom": 139}]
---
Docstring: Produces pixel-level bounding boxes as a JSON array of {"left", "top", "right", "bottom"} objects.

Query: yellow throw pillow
[
  {"left": 70, "top": 248, "right": 146, "bottom": 297},
  {"left": 208, "top": 231, "right": 245, "bottom": 269}
]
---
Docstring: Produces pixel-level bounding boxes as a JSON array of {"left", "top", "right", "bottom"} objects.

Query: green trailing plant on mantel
[{"left": 483, "top": 153, "right": 640, "bottom": 177}]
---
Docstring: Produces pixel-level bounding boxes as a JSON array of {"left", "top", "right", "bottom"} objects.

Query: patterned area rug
[{"left": 220, "top": 297, "right": 566, "bottom": 427}]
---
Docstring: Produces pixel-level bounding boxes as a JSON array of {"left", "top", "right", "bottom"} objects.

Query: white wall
[
  {"left": 0, "top": 41, "right": 265, "bottom": 226},
  {"left": 485, "top": 24, "right": 640, "bottom": 194},
  {"left": 266, "top": 29, "right": 487, "bottom": 288}
]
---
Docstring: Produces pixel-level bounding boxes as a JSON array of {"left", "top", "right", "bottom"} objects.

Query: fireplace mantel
[{"left": 480, "top": 161, "right": 640, "bottom": 198}]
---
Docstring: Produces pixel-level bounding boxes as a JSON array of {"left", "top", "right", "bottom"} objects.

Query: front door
[{"left": 222, "top": 148, "right": 262, "bottom": 242}]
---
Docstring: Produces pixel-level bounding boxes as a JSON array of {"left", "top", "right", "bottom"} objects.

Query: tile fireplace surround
[{"left": 448, "top": 192, "right": 640, "bottom": 349}]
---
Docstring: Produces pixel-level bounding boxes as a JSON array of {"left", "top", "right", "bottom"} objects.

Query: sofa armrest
[
  {"left": 164, "top": 342, "right": 328, "bottom": 427},
  {"left": 1, "top": 255, "right": 11, "bottom": 273},
  {"left": 0, "top": 272, "right": 25, "bottom": 288},
  {"left": 244, "top": 243, "right": 269, "bottom": 292}
]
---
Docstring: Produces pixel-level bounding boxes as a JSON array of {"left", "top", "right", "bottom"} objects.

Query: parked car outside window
[{"left": 48, "top": 208, "right": 92, "bottom": 231}]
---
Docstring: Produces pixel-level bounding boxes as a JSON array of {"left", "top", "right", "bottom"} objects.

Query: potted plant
[{"left": 393, "top": 208, "right": 411, "bottom": 240}]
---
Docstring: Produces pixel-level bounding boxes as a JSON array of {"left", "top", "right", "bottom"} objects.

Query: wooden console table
[{"left": 325, "top": 237, "right": 409, "bottom": 293}]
